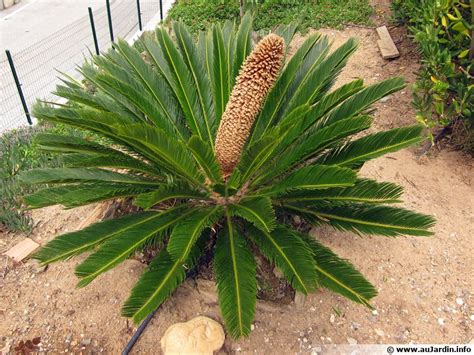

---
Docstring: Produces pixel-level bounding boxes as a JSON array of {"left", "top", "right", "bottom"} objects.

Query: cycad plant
[{"left": 23, "top": 15, "right": 435, "bottom": 338}]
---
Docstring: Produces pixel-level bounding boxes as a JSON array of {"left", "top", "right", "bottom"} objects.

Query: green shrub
[
  {"left": 392, "top": 0, "right": 473, "bottom": 151},
  {"left": 167, "top": 0, "right": 373, "bottom": 33},
  {"left": 0, "top": 126, "right": 60, "bottom": 233},
  {"left": 0, "top": 122, "right": 105, "bottom": 234},
  {"left": 23, "top": 16, "right": 434, "bottom": 337}
]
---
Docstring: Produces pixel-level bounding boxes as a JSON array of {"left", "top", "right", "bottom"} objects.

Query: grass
[{"left": 166, "top": 0, "right": 374, "bottom": 34}]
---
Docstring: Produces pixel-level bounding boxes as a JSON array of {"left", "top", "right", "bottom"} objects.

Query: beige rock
[{"left": 161, "top": 316, "right": 225, "bottom": 355}]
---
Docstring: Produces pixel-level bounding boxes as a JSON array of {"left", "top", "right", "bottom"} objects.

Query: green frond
[
  {"left": 212, "top": 24, "right": 230, "bottom": 122},
  {"left": 251, "top": 34, "right": 321, "bottom": 141},
  {"left": 34, "top": 133, "right": 113, "bottom": 155},
  {"left": 236, "top": 133, "right": 280, "bottom": 183},
  {"left": 247, "top": 226, "right": 317, "bottom": 294},
  {"left": 317, "top": 125, "right": 423, "bottom": 167},
  {"left": 114, "top": 124, "right": 204, "bottom": 186},
  {"left": 53, "top": 84, "right": 120, "bottom": 116},
  {"left": 222, "top": 20, "right": 237, "bottom": 93},
  {"left": 324, "top": 77, "right": 406, "bottom": 125},
  {"left": 273, "top": 22, "right": 298, "bottom": 52},
  {"left": 91, "top": 75, "right": 177, "bottom": 138},
  {"left": 75, "top": 206, "right": 193, "bottom": 287},
  {"left": 278, "top": 179, "right": 404, "bottom": 204},
  {"left": 298, "top": 232, "right": 377, "bottom": 307},
  {"left": 32, "top": 104, "right": 140, "bottom": 152},
  {"left": 307, "top": 79, "right": 365, "bottom": 126},
  {"left": 24, "top": 183, "right": 153, "bottom": 209},
  {"left": 134, "top": 183, "right": 208, "bottom": 210},
  {"left": 62, "top": 154, "right": 160, "bottom": 176},
  {"left": 33, "top": 211, "right": 165, "bottom": 264},
  {"left": 233, "top": 13, "right": 253, "bottom": 79},
  {"left": 122, "top": 229, "right": 210, "bottom": 323},
  {"left": 257, "top": 115, "right": 372, "bottom": 184},
  {"left": 296, "top": 115, "right": 374, "bottom": 160},
  {"left": 167, "top": 206, "right": 222, "bottom": 262},
  {"left": 258, "top": 165, "right": 356, "bottom": 196},
  {"left": 155, "top": 27, "right": 208, "bottom": 141},
  {"left": 231, "top": 197, "right": 276, "bottom": 233},
  {"left": 19, "top": 168, "right": 160, "bottom": 186},
  {"left": 284, "top": 203, "right": 435, "bottom": 237},
  {"left": 202, "top": 29, "right": 216, "bottom": 119},
  {"left": 285, "top": 38, "right": 358, "bottom": 113},
  {"left": 173, "top": 22, "right": 216, "bottom": 145},
  {"left": 122, "top": 249, "right": 186, "bottom": 323},
  {"left": 77, "top": 60, "right": 144, "bottom": 122},
  {"left": 34, "top": 133, "right": 160, "bottom": 175},
  {"left": 214, "top": 212, "right": 256, "bottom": 338},
  {"left": 187, "top": 136, "right": 223, "bottom": 184},
  {"left": 111, "top": 40, "right": 185, "bottom": 138}
]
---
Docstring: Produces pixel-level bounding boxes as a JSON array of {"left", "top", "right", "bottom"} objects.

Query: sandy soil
[{"left": 1, "top": 5, "right": 473, "bottom": 354}]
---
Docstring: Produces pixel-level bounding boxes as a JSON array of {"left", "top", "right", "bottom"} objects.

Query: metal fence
[{"left": 0, "top": 0, "right": 166, "bottom": 133}]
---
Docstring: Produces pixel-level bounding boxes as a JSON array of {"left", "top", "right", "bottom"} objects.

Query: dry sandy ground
[{"left": 1, "top": 11, "right": 473, "bottom": 355}]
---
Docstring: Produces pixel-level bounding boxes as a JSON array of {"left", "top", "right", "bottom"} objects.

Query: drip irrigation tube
[
  {"left": 121, "top": 268, "right": 198, "bottom": 355},
  {"left": 121, "top": 309, "right": 158, "bottom": 355}
]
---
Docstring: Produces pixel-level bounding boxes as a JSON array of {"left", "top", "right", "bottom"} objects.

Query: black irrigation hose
[
  {"left": 121, "top": 243, "right": 215, "bottom": 355},
  {"left": 121, "top": 308, "right": 159, "bottom": 355},
  {"left": 122, "top": 269, "right": 196, "bottom": 355},
  {"left": 121, "top": 268, "right": 197, "bottom": 355}
]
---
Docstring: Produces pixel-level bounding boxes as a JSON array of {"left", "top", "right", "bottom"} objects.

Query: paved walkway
[
  {"left": 0, "top": 0, "right": 106, "bottom": 53},
  {"left": 0, "top": 0, "right": 173, "bottom": 132}
]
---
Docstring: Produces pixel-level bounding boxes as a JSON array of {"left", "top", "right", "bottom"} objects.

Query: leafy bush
[
  {"left": 0, "top": 126, "right": 60, "bottom": 233},
  {"left": 23, "top": 16, "right": 434, "bottom": 337},
  {"left": 0, "top": 123, "right": 106, "bottom": 234},
  {"left": 167, "top": 0, "right": 373, "bottom": 33},
  {"left": 392, "top": 0, "right": 473, "bottom": 151}
]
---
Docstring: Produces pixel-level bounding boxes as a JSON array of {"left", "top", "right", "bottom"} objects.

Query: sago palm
[{"left": 22, "top": 15, "right": 435, "bottom": 338}]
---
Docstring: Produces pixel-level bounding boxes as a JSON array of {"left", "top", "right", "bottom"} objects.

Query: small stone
[
  {"left": 347, "top": 337, "right": 358, "bottom": 345},
  {"left": 375, "top": 329, "right": 385, "bottom": 337},
  {"left": 380, "top": 96, "right": 390, "bottom": 103},
  {"left": 351, "top": 322, "right": 361, "bottom": 330},
  {"left": 456, "top": 297, "right": 464, "bottom": 306},
  {"left": 372, "top": 310, "right": 379, "bottom": 316},
  {"left": 329, "top": 314, "right": 335, "bottom": 323},
  {"left": 470, "top": 315, "right": 474, "bottom": 321},
  {"left": 303, "top": 337, "right": 308, "bottom": 343},
  {"left": 81, "top": 338, "right": 92, "bottom": 346},
  {"left": 32, "top": 260, "right": 48, "bottom": 274},
  {"left": 438, "top": 318, "right": 445, "bottom": 326},
  {"left": 161, "top": 316, "right": 225, "bottom": 355},
  {"left": 250, "top": 324, "right": 255, "bottom": 331}
]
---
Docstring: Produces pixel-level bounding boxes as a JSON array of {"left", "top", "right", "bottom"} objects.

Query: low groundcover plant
[{"left": 22, "top": 15, "right": 435, "bottom": 337}]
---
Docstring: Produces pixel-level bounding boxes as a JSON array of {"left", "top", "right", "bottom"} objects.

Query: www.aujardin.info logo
[{"left": 388, "top": 345, "right": 472, "bottom": 353}]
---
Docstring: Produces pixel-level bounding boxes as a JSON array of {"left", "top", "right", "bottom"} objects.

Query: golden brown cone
[{"left": 214, "top": 33, "right": 285, "bottom": 176}]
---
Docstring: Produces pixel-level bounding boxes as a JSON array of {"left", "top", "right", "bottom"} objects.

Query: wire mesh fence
[{"left": 0, "top": 0, "right": 165, "bottom": 133}]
